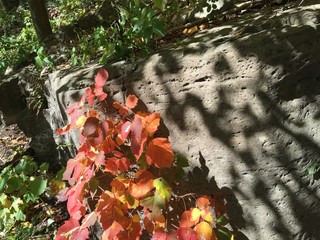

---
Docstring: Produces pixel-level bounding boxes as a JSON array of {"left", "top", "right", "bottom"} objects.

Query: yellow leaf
[
  {"left": 50, "top": 179, "right": 66, "bottom": 195},
  {"left": 75, "top": 115, "right": 87, "bottom": 128},
  {"left": 196, "top": 221, "right": 213, "bottom": 240},
  {"left": 201, "top": 208, "right": 214, "bottom": 225},
  {"left": 21, "top": 222, "right": 32, "bottom": 228},
  {"left": 183, "top": 26, "right": 198, "bottom": 35}
]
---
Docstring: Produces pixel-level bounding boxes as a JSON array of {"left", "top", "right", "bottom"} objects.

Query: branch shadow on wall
[
  {"left": 175, "top": 151, "right": 249, "bottom": 240},
  {"left": 128, "top": 8, "right": 320, "bottom": 239}
]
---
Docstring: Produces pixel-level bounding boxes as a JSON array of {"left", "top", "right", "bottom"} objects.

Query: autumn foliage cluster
[{"left": 55, "top": 69, "right": 232, "bottom": 240}]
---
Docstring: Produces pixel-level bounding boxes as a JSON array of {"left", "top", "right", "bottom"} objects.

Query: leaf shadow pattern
[
  {"left": 45, "top": 4, "right": 320, "bottom": 239},
  {"left": 156, "top": 149, "right": 248, "bottom": 240},
  {"left": 122, "top": 7, "right": 320, "bottom": 240}
]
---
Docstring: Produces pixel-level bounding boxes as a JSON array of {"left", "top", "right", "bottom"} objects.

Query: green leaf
[
  {"left": 133, "top": 0, "right": 140, "bottom": 6},
  {"left": 175, "top": 153, "right": 189, "bottom": 167},
  {"left": 0, "top": 171, "right": 9, "bottom": 192},
  {"left": 153, "top": 177, "right": 171, "bottom": 202},
  {"left": 217, "top": 216, "right": 229, "bottom": 226},
  {"left": 6, "top": 177, "right": 23, "bottom": 193},
  {"left": 55, "top": 167, "right": 65, "bottom": 180},
  {"left": 23, "top": 193, "right": 38, "bottom": 203},
  {"left": 11, "top": 197, "right": 24, "bottom": 212},
  {"left": 39, "top": 163, "right": 49, "bottom": 173},
  {"left": 19, "top": 185, "right": 28, "bottom": 196},
  {"left": 307, "top": 161, "right": 319, "bottom": 175},
  {"left": 29, "top": 177, "right": 47, "bottom": 196},
  {"left": 215, "top": 226, "right": 234, "bottom": 240},
  {"left": 17, "top": 157, "right": 38, "bottom": 175},
  {"left": 152, "top": 0, "right": 166, "bottom": 11},
  {"left": 34, "top": 56, "right": 43, "bottom": 69},
  {"left": 13, "top": 210, "right": 26, "bottom": 221},
  {"left": 15, "top": 159, "right": 28, "bottom": 174},
  {"left": 0, "top": 193, "right": 9, "bottom": 206}
]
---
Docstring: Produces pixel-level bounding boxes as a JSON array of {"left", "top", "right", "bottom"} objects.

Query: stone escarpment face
[{"left": 1, "top": 3, "right": 320, "bottom": 239}]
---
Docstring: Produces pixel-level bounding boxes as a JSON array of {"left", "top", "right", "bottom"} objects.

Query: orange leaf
[
  {"left": 195, "top": 221, "right": 213, "bottom": 240},
  {"left": 196, "top": 196, "right": 213, "bottom": 209},
  {"left": 56, "top": 124, "right": 71, "bottom": 135},
  {"left": 180, "top": 208, "right": 201, "bottom": 228},
  {"left": 154, "top": 214, "right": 166, "bottom": 230},
  {"left": 146, "top": 138, "right": 174, "bottom": 168},
  {"left": 143, "top": 113, "right": 160, "bottom": 137},
  {"left": 126, "top": 94, "right": 139, "bottom": 109},
  {"left": 129, "top": 170, "right": 154, "bottom": 199}
]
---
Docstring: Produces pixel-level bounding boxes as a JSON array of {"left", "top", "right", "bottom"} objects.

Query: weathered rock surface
[
  {"left": 1, "top": 2, "right": 320, "bottom": 239},
  {"left": 0, "top": 70, "right": 60, "bottom": 167}
]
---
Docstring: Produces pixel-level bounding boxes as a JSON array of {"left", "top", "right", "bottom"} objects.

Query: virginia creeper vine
[{"left": 55, "top": 68, "right": 234, "bottom": 240}]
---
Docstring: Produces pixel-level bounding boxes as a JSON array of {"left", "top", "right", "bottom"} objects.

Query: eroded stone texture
[{"left": 0, "top": 70, "right": 60, "bottom": 167}]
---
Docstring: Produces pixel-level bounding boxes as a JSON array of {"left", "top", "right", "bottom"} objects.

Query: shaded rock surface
[
  {"left": 0, "top": 69, "right": 60, "bottom": 168},
  {"left": 1, "top": 2, "right": 320, "bottom": 239}
]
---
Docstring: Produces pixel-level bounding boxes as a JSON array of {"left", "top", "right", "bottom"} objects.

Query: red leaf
[
  {"left": 67, "top": 181, "right": 86, "bottom": 218},
  {"left": 56, "top": 124, "right": 71, "bottom": 135},
  {"left": 100, "top": 121, "right": 109, "bottom": 139},
  {"left": 56, "top": 218, "right": 79, "bottom": 240},
  {"left": 152, "top": 228, "right": 177, "bottom": 240},
  {"left": 112, "top": 101, "right": 123, "bottom": 110},
  {"left": 83, "top": 117, "right": 99, "bottom": 137},
  {"left": 126, "top": 94, "right": 139, "bottom": 109},
  {"left": 116, "top": 214, "right": 142, "bottom": 240},
  {"left": 63, "top": 152, "right": 86, "bottom": 185},
  {"left": 101, "top": 137, "right": 116, "bottom": 154},
  {"left": 146, "top": 138, "right": 174, "bottom": 168},
  {"left": 211, "top": 193, "right": 227, "bottom": 217},
  {"left": 128, "top": 214, "right": 142, "bottom": 239},
  {"left": 56, "top": 218, "right": 89, "bottom": 240},
  {"left": 81, "top": 212, "right": 97, "bottom": 229},
  {"left": 85, "top": 88, "right": 95, "bottom": 106},
  {"left": 101, "top": 221, "right": 123, "bottom": 239},
  {"left": 97, "top": 92, "right": 108, "bottom": 101},
  {"left": 121, "top": 121, "right": 131, "bottom": 140},
  {"left": 130, "top": 115, "right": 143, "bottom": 160},
  {"left": 129, "top": 170, "right": 154, "bottom": 199},
  {"left": 94, "top": 151, "right": 105, "bottom": 166},
  {"left": 176, "top": 228, "right": 197, "bottom": 240},
  {"left": 105, "top": 157, "right": 130, "bottom": 175},
  {"left": 95, "top": 68, "right": 108, "bottom": 87},
  {"left": 112, "top": 101, "right": 129, "bottom": 116}
]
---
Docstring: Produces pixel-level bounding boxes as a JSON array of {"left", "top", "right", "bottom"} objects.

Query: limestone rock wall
[
  {"left": 1, "top": 3, "right": 320, "bottom": 239},
  {"left": 46, "top": 5, "right": 320, "bottom": 239}
]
